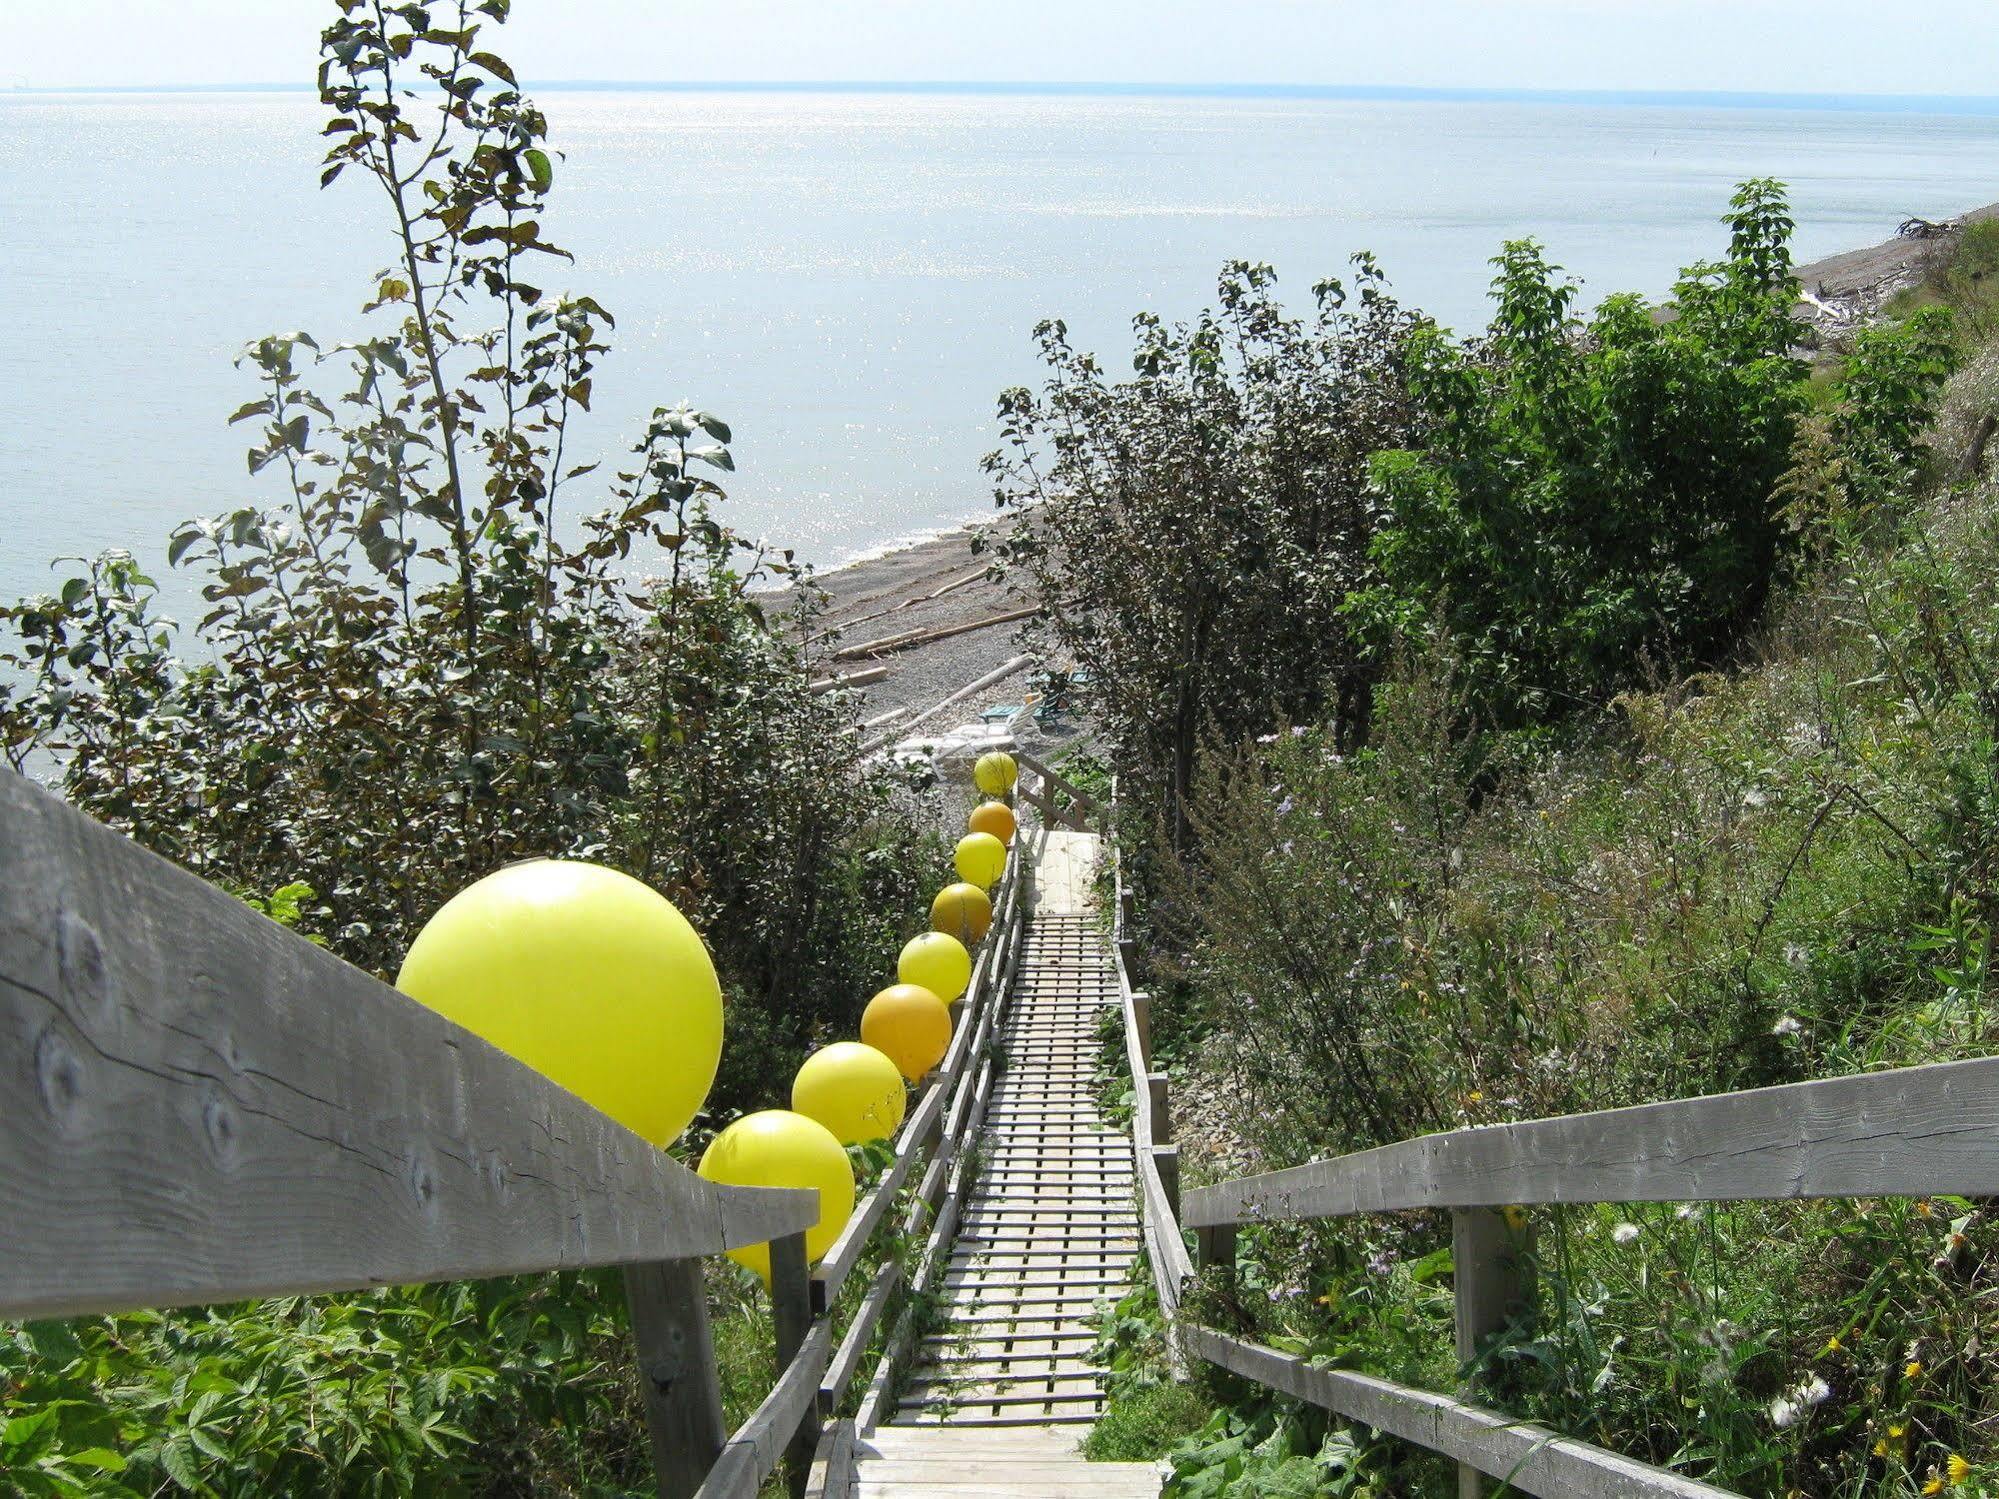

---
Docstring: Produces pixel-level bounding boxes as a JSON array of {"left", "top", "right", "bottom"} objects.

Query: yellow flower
[
  {"left": 1925, "top": 1477, "right": 1945, "bottom": 1495},
  {"left": 1949, "top": 1453, "right": 1972, "bottom": 1484},
  {"left": 1502, "top": 1204, "right": 1530, "bottom": 1232},
  {"left": 1917, "top": 1201, "right": 1935, "bottom": 1218},
  {"left": 1907, "top": 1361, "right": 1924, "bottom": 1381},
  {"left": 1823, "top": 1336, "right": 1843, "bottom": 1355},
  {"left": 1466, "top": 1089, "right": 1484, "bottom": 1104}
]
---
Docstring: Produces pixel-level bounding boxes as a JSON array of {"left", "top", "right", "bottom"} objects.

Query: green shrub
[
  {"left": 1362, "top": 181, "right": 1813, "bottom": 730},
  {"left": 1161, "top": 353, "right": 1999, "bottom": 1489},
  {"left": 985, "top": 258, "right": 1416, "bottom": 851}
]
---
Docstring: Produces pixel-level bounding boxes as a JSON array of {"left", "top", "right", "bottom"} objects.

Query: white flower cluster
[{"left": 1768, "top": 1375, "right": 1832, "bottom": 1429}]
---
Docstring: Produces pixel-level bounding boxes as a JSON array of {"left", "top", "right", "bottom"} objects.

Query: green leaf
[
  {"left": 63, "top": 1447, "right": 128, "bottom": 1473},
  {"left": 523, "top": 148, "right": 553, "bottom": 192},
  {"left": 470, "top": 50, "right": 516, "bottom": 85}
]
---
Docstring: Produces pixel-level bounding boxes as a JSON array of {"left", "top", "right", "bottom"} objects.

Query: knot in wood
[
  {"left": 34, "top": 1023, "right": 85, "bottom": 1128},
  {"left": 56, "top": 911, "right": 112, "bottom": 1021}
]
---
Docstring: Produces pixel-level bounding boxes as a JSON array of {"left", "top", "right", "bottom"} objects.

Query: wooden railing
[
  {"left": 1013, "top": 746, "right": 1102, "bottom": 834},
  {"left": 0, "top": 768, "right": 1025, "bottom": 1499},
  {"left": 770, "top": 826, "right": 1029, "bottom": 1497},
  {"left": 1106, "top": 799, "right": 1999, "bottom": 1499}
]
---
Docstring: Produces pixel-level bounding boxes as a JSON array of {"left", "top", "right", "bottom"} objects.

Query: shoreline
[{"left": 790, "top": 200, "right": 1999, "bottom": 749}]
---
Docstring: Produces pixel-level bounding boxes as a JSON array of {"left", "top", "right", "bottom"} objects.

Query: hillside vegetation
[{"left": 1005, "top": 198, "right": 1998, "bottom": 1495}]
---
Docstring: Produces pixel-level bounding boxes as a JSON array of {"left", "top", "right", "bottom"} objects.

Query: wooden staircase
[{"left": 850, "top": 831, "right": 1161, "bottom": 1496}]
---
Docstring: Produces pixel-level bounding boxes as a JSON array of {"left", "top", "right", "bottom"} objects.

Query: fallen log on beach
[{"left": 830, "top": 606, "right": 1042, "bottom": 662}]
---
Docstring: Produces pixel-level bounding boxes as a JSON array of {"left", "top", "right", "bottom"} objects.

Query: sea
[{"left": 2, "top": 85, "right": 1996, "bottom": 609}]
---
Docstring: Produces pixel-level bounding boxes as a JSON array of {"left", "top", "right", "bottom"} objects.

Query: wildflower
[
  {"left": 1823, "top": 1335, "right": 1843, "bottom": 1355},
  {"left": 1502, "top": 1205, "right": 1530, "bottom": 1232},
  {"left": 1916, "top": 1201, "right": 1934, "bottom": 1218},
  {"left": 1875, "top": 1423, "right": 1909, "bottom": 1460},
  {"left": 1291, "top": 725, "right": 1307, "bottom": 737},
  {"left": 1611, "top": 1222, "right": 1642, "bottom": 1247},
  {"left": 1926, "top": 1477, "right": 1944, "bottom": 1495},
  {"left": 1906, "top": 1361, "right": 1924, "bottom": 1381},
  {"left": 1256, "top": 732, "right": 1278, "bottom": 745},
  {"left": 1367, "top": 1248, "right": 1398, "bottom": 1276},
  {"left": 1771, "top": 1375, "right": 1831, "bottom": 1429},
  {"left": 1949, "top": 1453, "right": 1972, "bottom": 1484},
  {"left": 1275, "top": 796, "right": 1294, "bottom": 817},
  {"left": 1773, "top": 1015, "right": 1803, "bottom": 1037}
]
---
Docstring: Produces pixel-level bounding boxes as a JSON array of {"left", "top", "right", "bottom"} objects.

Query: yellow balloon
[
  {"left": 862, "top": 983, "right": 953, "bottom": 1081},
  {"left": 792, "top": 1042, "right": 907, "bottom": 1145},
  {"left": 955, "top": 831, "right": 1007, "bottom": 891},
  {"left": 899, "top": 930, "right": 972, "bottom": 1004},
  {"left": 699, "top": 1110, "right": 856, "bottom": 1282},
  {"left": 974, "top": 751, "right": 1018, "bottom": 796},
  {"left": 968, "top": 800, "right": 1017, "bottom": 847},
  {"left": 930, "top": 882, "right": 993, "bottom": 947},
  {"left": 397, "top": 859, "right": 720, "bottom": 1148}
]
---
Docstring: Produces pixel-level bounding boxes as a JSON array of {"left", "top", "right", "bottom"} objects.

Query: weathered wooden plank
[
  {"left": 1183, "top": 1055, "right": 1999, "bottom": 1230},
  {"left": 821, "top": 1260, "right": 902, "bottom": 1417},
  {"left": 773, "top": 1232, "right": 820, "bottom": 1497},
  {"left": 695, "top": 1317, "right": 835, "bottom": 1499},
  {"left": 1454, "top": 1208, "right": 1536, "bottom": 1499},
  {"left": 1185, "top": 1326, "right": 1736, "bottom": 1499},
  {"left": 0, "top": 770, "right": 814, "bottom": 1321},
  {"left": 805, "top": 1418, "right": 857, "bottom": 1499},
  {"left": 624, "top": 1256, "right": 728, "bottom": 1499},
  {"left": 815, "top": 1082, "right": 946, "bottom": 1305}
]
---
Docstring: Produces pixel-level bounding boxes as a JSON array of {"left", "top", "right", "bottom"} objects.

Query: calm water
[{"left": 2, "top": 88, "right": 1995, "bottom": 607}]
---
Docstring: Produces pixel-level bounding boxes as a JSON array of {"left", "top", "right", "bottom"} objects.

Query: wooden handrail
[
  {"left": 1103, "top": 788, "right": 1792, "bottom": 1497},
  {"left": 1182, "top": 1054, "right": 1999, "bottom": 1229},
  {"left": 1186, "top": 1326, "right": 1732, "bottom": 1499},
  {"left": 712, "top": 839, "right": 1030, "bottom": 1489},
  {"left": 0, "top": 769, "right": 815, "bottom": 1323}
]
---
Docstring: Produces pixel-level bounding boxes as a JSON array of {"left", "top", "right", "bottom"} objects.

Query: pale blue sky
[{"left": 10, "top": 1, "right": 1995, "bottom": 97}]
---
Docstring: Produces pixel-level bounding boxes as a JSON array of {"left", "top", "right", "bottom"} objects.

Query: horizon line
[{"left": 9, "top": 78, "right": 1999, "bottom": 113}]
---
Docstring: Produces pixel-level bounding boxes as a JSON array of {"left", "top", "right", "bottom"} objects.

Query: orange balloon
[
  {"left": 967, "top": 800, "right": 1017, "bottom": 847},
  {"left": 861, "top": 983, "right": 952, "bottom": 1081}
]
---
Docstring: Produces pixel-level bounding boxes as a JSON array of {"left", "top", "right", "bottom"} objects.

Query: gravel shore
[{"left": 792, "top": 518, "right": 1076, "bottom": 751}]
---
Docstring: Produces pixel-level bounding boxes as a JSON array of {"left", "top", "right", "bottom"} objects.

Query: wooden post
[
  {"left": 1154, "top": 1145, "right": 1181, "bottom": 1222},
  {"left": 1193, "top": 1222, "right": 1236, "bottom": 1275},
  {"left": 1146, "top": 1071, "right": 1171, "bottom": 1144},
  {"left": 769, "top": 1230, "right": 818, "bottom": 1498},
  {"left": 622, "top": 1258, "right": 725, "bottom": 1499},
  {"left": 1130, "top": 990, "right": 1153, "bottom": 1071},
  {"left": 1451, "top": 1208, "right": 1535, "bottom": 1499}
]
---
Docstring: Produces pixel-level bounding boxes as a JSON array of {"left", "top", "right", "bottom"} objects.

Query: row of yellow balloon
[{"left": 388, "top": 748, "right": 1023, "bottom": 1288}]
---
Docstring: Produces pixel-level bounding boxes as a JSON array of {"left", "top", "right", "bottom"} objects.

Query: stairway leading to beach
[{"left": 847, "top": 831, "right": 1162, "bottom": 1497}]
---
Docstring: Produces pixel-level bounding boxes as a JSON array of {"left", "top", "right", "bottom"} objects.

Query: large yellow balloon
[
  {"left": 955, "top": 832, "right": 1007, "bottom": 891},
  {"left": 899, "top": 930, "right": 972, "bottom": 1004},
  {"left": 861, "top": 983, "right": 953, "bottom": 1081},
  {"left": 968, "top": 800, "right": 1017, "bottom": 847},
  {"left": 397, "top": 859, "right": 720, "bottom": 1148},
  {"left": 792, "top": 1042, "right": 908, "bottom": 1145},
  {"left": 698, "top": 1110, "right": 856, "bottom": 1282},
  {"left": 930, "top": 882, "right": 993, "bottom": 947},
  {"left": 974, "top": 751, "right": 1018, "bottom": 797}
]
